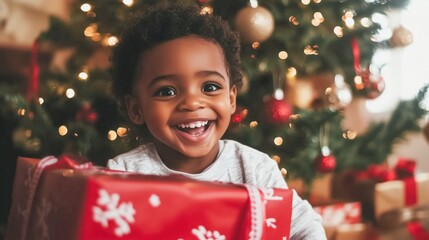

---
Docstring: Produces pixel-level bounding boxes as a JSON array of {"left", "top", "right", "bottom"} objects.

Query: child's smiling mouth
[{"left": 176, "top": 120, "right": 212, "bottom": 137}]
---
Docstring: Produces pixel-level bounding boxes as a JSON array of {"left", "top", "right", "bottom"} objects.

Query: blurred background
[{"left": 0, "top": 0, "right": 428, "bottom": 238}]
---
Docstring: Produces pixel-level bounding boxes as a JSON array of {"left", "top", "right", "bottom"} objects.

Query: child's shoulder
[
  {"left": 220, "top": 140, "right": 282, "bottom": 181},
  {"left": 220, "top": 139, "right": 274, "bottom": 165},
  {"left": 107, "top": 143, "right": 159, "bottom": 172},
  {"left": 112, "top": 143, "right": 157, "bottom": 163},
  {"left": 221, "top": 139, "right": 266, "bottom": 154}
]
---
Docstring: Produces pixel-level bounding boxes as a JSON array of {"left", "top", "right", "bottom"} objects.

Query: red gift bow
[
  {"left": 354, "top": 158, "right": 416, "bottom": 183},
  {"left": 356, "top": 158, "right": 417, "bottom": 206},
  {"left": 20, "top": 155, "right": 92, "bottom": 240}
]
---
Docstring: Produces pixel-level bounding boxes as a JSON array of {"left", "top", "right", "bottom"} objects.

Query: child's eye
[
  {"left": 154, "top": 87, "right": 176, "bottom": 97},
  {"left": 202, "top": 83, "right": 221, "bottom": 92}
]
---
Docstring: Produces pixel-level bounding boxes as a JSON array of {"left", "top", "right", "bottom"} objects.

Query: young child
[{"left": 107, "top": 2, "right": 326, "bottom": 239}]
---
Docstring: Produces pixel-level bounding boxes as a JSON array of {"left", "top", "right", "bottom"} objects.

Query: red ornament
[
  {"left": 358, "top": 74, "right": 385, "bottom": 99},
  {"left": 351, "top": 38, "right": 385, "bottom": 99},
  {"left": 264, "top": 97, "right": 292, "bottom": 124},
  {"left": 76, "top": 103, "right": 98, "bottom": 125},
  {"left": 316, "top": 154, "right": 336, "bottom": 173},
  {"left": 232, "top": 113, "right": 244, "bottom": 123},
  {"left": 231, "top": 106, "right": 248, "bottom": 124}
]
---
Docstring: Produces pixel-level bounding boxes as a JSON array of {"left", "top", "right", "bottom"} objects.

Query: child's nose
[{"left": 177, "top": 91, "right": 205, "bottom": 111}]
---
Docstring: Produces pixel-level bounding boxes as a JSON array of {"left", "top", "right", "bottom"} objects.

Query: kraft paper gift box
[
  {"left": 374, "top": 173, "right": 429, "bottom": 221},
  {"left": 287, "top": 173, "right": 335, "bottom": 205},
  {"left": 6, "top": 156, "right": 293, "bottom": 240}
]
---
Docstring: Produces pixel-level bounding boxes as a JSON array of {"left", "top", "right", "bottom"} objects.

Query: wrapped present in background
[
  {"left": 6, "top": 156, "right": 293, "bottom": 240},
  {"left": 287, "top": 173, "right": 335, "bottom": 205},
  {"left": 331, "top": 158, "right": 429, "bottom": 222},
  {"left": 313, "top": 201, "right": 361, "bottom": 227},
  {"left": 313, "top": 201, "right": 363, "bottom": 240},
  {"left": 308, "top": 173, "right": 335, "bottom": 206},
  {"left": 374, "top": 173, "right": 429, "bottom": 221},
  {"left": 321, "top": 158, "right": 429, "bottom": 239}
]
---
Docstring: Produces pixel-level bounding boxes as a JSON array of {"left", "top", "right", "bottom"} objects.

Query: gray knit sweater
[{"left": 107, "top": 139, "right": 326, "bottom": 240}]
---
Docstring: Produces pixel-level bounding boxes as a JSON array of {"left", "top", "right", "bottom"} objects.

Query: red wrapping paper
[{"left": 6, "top": 156, "right": 293, "bottom": 240}]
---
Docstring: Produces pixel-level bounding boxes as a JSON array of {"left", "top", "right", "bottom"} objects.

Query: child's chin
[{"left": 181, "top": 149, "right": 212, "bottom": 158}]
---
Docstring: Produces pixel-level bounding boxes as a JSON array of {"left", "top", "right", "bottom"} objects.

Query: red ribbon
[
  {"left": 407, "top": 221, "right": 429, "bottom": 240},
  {"left": 351, "top": 37, "right": 370, "bottom": 83},
  {"left": 397, "top": 158, "right": 418, "bottom": 206},
  {"left": 400, "top": 159, "right": 422, "bottom": 240},
  {"left": 28, "top": 39, "right": 40, "bottom": 101},
  {"left": 404, "top": 177, "right": 417, "bottom": 206},
  {"left": 395, "top": 158, "right": 416, "bottom": 179},
  {"left": 45, "top": 155, "right": 92, "bottom": 170}
]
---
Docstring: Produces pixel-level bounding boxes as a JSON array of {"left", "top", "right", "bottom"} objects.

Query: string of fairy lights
[{"left": 243, "top": 0, "right": 390, "bottom": 88}]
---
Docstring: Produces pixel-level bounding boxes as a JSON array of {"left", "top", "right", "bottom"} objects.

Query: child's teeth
[{"left": 178, "top": 121, "right": 208, "bottom": 129}]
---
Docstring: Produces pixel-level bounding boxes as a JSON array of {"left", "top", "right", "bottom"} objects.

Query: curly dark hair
[{"left": 109, "top": 1, "right": 242, "bottom": 112}]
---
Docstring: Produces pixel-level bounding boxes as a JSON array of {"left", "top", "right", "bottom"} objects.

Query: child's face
[{"left": 127, "top": 36, "right": 237, "bottom": 160}]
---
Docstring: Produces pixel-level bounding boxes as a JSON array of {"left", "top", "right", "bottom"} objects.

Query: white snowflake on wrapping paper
[
  {"left": 24, "top": 165, "right": 35, "bottom": 188},
  {"left": 191, "top": 225, "right": 226, "bottom": 240},
  {"left": 262, "top": 188, "right": 283, "bottom": 203},
  {"left": 17, "top": 166, "right": 35, "bottom": 221},
  {"left": 148, "top": 194, "right": 161, "bottom": 207},
  {"left": 92, "top": 189, "right": 136, "bottom": 237},
  {"left": 263, "top": 188, "right": 282, "bottom": 231},
  {"left": 266, "top": 218, "right": 277, "bottom": 229},
  {"left": 34, "top": 198, "right": 53, "bottom": 240}
]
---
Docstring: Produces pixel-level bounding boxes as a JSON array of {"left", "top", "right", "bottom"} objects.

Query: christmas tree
[{"left": 1, "top": 0, "right": 428, "bottom": 228}]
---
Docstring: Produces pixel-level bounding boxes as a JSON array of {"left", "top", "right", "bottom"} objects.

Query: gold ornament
[
  {"left": 390, "top": 25, "right": 413, "bottom": 48},
  {"left": 234, "top": 6, "right": 274, "bottom": 43}
]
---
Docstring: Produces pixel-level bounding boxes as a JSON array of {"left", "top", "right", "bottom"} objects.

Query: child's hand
[{"left": 280, "top": 168, "right": 287, "bottom": 178}]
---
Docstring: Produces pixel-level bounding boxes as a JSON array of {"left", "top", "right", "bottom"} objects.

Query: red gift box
[
  {"left": 6, "top": 156, "right": 293, "bottom": 240},
  {"left": 313, "top": 202, "right": 361, "bottom": 227},
  {"left": 313, "top": 201, "right": 364, "bottom": 240}
]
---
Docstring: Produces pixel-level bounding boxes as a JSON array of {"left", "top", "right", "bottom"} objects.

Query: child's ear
[
  {"left": 229, "top": 85, "right": 237, "bottom": 114},
  {"left": 125, "top": 95, "right": 145, "bottom": 125}
]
